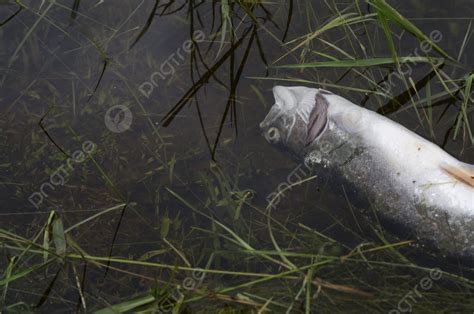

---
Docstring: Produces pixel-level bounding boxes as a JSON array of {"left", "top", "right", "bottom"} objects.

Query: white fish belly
[
  {"left": 362, "top": 113, "right": 473, "bottom": 217},
  {"left": 326, "top": 93, "right": 473, "bottom": 217}
]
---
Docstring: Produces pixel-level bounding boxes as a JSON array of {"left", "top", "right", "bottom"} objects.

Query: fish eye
[{"left": 266, "top": 127, "right": 280, "bottom": 143}]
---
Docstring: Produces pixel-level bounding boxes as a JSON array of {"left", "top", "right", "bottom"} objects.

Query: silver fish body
[{"left": 261, "top": 86, "right": 474, "bottom": 258}]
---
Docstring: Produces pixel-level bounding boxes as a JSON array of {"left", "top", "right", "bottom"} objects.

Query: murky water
[{"left": 0, "top": 0, "right": 473, "bottom": 312}]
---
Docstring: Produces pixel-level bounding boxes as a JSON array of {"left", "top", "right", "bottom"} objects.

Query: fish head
[{"left": 260, "top": 85, "right": 330, "bottom": 158}]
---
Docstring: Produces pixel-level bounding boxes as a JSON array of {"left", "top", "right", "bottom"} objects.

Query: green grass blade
[
  {"left": 52, "top": 215, "right": 66, "bottom": 256},
  {"left": 93, "top": 294, "right": 155, "bottom": 314},
  {"left": 368, "top": 0, "right": 452, "bottom": 59},
  {"left": 273, "top": 56, "right": 441, "bottom": 69},
  {"left": 43, "top": 211, "right": 55, "bottom": 263},
  {"left": 376, "top": 10, "right": 399, "bottom": 68}
]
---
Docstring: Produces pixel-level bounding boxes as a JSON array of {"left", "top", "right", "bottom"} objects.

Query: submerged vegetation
[{"left": 0, "top": 0, "right": 473, "bottom": 312}]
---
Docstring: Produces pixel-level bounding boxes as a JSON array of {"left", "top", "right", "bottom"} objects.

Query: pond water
[{"left": 0, "top": 0, "right": 473, "bottom": 312}]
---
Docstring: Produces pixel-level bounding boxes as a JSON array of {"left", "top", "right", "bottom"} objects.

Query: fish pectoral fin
[{"left": 440, "top": 162, "right": 474, "bottom": 187}]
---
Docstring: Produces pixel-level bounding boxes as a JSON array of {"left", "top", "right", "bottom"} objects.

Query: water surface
[{"left": 0, "top": 0, "right": 473, "bottom": 312}]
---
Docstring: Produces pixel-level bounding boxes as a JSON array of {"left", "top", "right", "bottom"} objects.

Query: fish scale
[{"left": 261, "top": 86, "right": 474, "bottom": 258}]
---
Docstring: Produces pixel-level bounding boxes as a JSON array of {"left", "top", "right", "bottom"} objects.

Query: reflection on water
[{"left": 0, "top": 0, "right": 473, "bottom": 312}]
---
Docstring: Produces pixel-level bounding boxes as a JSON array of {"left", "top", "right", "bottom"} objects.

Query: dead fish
[{"left": 260, "top": 86, "right": 474, "bottom": 258}]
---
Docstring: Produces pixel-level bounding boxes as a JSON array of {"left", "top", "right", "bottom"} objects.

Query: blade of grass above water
[
  {"left": 367, "top": 0, "right": 452, "bottom": 60},
  {"left": 272, "top": 57, "right": 444, "bottom": 69}
]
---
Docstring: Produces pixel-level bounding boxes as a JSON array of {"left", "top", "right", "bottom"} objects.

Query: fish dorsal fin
[{"left": 440, "top": 162, "right": 474, "bottom": 187}]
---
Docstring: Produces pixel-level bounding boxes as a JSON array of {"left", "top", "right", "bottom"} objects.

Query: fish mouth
[
  {"left": 260, "top": 87, "right": 292, "bottom": 128},
  {"left": 259, "top": 106, "right": 281, "bottom": 130},
  {"left": 261, "top": 86, "right": 329, "bottom": 146}
]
